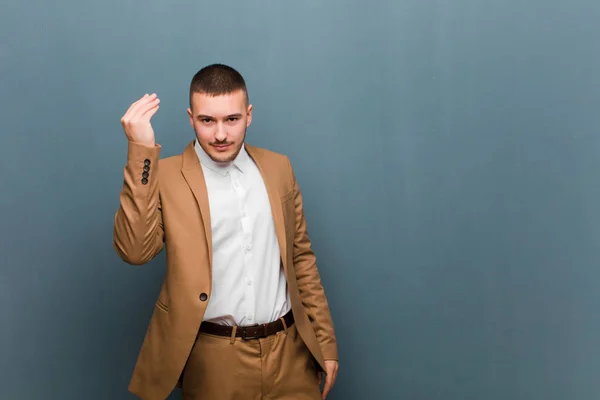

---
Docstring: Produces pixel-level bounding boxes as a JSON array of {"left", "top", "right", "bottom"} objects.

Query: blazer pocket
[
  {"left": 280, "top": 189, "right": 294, "bottom": 204},
  {"left": 156, "top": 299, "right": 169, "bottom": 312}
]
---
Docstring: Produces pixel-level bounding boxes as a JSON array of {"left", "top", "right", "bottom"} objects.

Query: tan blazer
[{"left": 113, "top": 140, "right": 338, "bottom": 400}]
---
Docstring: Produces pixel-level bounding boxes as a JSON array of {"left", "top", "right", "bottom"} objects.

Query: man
[{"left": 113, "top": 64, "right": 339, "bottom": 400}]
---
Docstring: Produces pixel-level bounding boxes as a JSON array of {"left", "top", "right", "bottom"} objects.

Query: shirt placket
[{"left": 229, "top": 167, "right": 255, "bottom": 324}]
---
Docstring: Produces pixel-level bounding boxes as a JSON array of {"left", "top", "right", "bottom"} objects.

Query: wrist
[{"left": 130, "top": 140, "right": 156, "bottom": 148}]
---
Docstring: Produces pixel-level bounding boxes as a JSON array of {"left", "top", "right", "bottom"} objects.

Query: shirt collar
[{"left": 194, "top": 140, "right": 249, "bottom": 176}]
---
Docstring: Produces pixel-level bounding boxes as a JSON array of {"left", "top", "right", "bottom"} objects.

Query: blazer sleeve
[
  {"left": 113, "top": 141, "right": 165, "bottom": 265},
  {"left": 287, "top": 157, "right": 339, "bottom": 361}
]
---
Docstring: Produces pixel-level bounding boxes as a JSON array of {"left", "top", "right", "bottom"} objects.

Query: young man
[{"left": 113, "top": 64, "right": 339, "bottom": 400}]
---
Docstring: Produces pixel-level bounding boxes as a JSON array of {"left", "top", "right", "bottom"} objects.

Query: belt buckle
[{"left": 240, "top": 323, "right": 267, "bottom": 340}]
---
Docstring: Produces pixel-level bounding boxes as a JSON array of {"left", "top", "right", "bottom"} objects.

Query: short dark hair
[{"left": 189, "top": 64, "right": 248, "bottom": 106}]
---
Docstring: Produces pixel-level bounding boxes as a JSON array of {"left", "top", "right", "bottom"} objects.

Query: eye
[
  {"left": 228, "top": 117, "right": 238, "bottom": 122},
  {"left": 202, "top": 118, "right": 212, "bottom": 123}
]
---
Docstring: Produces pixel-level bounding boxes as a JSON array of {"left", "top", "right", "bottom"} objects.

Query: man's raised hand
[{"left": 120, "top": 93, "right": 160, "bottom": 146}]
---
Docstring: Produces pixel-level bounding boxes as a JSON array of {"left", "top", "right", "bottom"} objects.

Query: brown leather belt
[{"left": 199, "top": 310, "right": 294, "bottom": 340}]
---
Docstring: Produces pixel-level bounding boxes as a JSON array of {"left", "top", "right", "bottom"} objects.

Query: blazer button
[
  {"left": 141, "top": 178, "right": 148, "bottom": 185},
  {"left": 199, "top": 293, "right": 208, "bottom": 301},
  {"left": 144, "top": 159, "right": 151, "bottom": 166},
  {"left": 142, "top": 171, "right": 149, "bottom": 178}
]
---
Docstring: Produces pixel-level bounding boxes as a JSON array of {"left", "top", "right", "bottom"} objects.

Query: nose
[{"left": 215, "top": 122, "right": 227, "bottom": 142}]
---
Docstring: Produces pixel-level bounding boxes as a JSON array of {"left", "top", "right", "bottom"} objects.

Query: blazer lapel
[
  {"left": 179, "top": 141, "right": 288, "bottom": 277},
  {"left": 245, "top": 144, "right": 288, "bottom": 273},
  {"left": 181, "top": 141, "right": 213, "bottom": 268}
]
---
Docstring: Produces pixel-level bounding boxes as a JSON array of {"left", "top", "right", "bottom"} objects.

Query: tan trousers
[{"left": 181, "top": 322, "right": 322, "bottom": 400}]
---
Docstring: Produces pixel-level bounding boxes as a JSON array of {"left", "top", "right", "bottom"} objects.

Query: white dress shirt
[{"left": 195, "top": 140, "right": 291, "bottom": 326}]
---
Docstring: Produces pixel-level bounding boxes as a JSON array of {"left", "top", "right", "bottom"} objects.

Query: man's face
[{"left": 187, "top": 89, "right": 252, "bottom": 163}]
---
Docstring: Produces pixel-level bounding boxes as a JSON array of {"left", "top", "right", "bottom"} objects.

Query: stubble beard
[{"left": 204, "top": 129, "right": 246, "bottom": 164}]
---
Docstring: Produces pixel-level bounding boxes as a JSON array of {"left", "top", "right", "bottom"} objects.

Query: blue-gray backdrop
[{"left": 2, "top": 0, "right": 600, "bottom": 399}]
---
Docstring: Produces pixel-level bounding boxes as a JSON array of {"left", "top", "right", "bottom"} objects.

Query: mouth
[{"left": 212, "top": 143, "right": 232, "bottom": 151}]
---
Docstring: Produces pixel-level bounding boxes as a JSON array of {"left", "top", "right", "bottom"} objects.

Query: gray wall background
[{"left": 2, "top": 0, "right": 600, "bottom": 399}]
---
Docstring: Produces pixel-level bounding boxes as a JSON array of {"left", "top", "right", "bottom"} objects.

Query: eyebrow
[{"left": 196, "top": 114, "right": 243, "bottom": 120}]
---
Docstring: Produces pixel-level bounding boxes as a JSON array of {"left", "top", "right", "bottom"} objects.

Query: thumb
[{"left": 322, "top": 373, "right": 333, "bottom": 399}]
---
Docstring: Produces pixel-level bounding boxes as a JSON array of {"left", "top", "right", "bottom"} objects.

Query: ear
[
  {"left": 246, "top": 104, "right": 253, "bottom": 128},
  {"left": 187, "top": 108, "right": 194, "bottom": 128}
]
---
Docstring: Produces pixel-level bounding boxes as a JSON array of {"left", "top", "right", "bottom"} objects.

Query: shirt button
[
  {"left": 247, "top": 278, "right": 252, "bottom": 286},
  {"left": 245, "top": 244, "right": 252, "bottom": 251}
]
